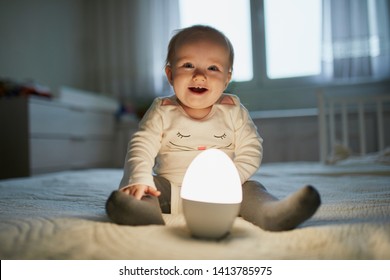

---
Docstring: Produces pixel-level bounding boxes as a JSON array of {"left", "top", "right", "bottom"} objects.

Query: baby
[{"left": 106, "top": 25, "right": 321, "bottom": 231}]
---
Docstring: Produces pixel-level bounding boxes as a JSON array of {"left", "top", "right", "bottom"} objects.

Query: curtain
[
  {"left": 322, "top": 0, "right": 390, "bottom": 80},
  {"left": 83, "top": 0, "right": 180, "bottom": 103}
]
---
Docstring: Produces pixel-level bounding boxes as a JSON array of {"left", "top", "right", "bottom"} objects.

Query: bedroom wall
[
  {"left": 0, "top": 0, "right": 86, "bottom": 93},
  {"left": 254, "top": 115, "right": 319, "bottom": 163},
  {"left": 0, "top": 0, "right": 389, "bottom": 165}
]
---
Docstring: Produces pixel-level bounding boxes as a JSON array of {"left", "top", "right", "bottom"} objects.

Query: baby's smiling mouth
[{"left": 189, "top": 87, "right": 208, "bottom": 94}]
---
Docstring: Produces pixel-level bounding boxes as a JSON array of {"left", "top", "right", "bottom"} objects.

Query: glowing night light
[{"left": 181, "top": 149, "right": 242, "bottom": 239}]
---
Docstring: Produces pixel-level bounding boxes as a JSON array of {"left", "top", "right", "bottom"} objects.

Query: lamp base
[{"left": 182, "top": 199, "right": 241, "bottom": 239}]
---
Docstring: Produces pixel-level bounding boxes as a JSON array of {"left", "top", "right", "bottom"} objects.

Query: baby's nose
[{"left": 193, "top": 71, "right": 206, "bottom": 82}]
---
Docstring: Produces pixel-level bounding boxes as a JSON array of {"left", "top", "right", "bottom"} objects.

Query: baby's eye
[
  {"left": 208, "top": 65, "right": 219, "bottom": 71},
  {"left": 183, "top": 62, "right": 194, "bottom": 69},
  {"left": 177, "top": 132, "right": 191, "bottom": 139},
  {"left": 214, "top": 133, "right": 227, "bottom": 139}
]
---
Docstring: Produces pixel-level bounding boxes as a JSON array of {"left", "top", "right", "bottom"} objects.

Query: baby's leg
[
  {"left": 154, "top": 176, "right": 171, "bottom": 214},
  {"left": 105, "top": 176, "right": 171, "bottom": 226},
  {"left": 240, "top": 181, "right": 321, "bottom": 231}
]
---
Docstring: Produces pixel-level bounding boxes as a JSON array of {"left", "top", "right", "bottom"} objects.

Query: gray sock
[
  {"left": 106, "top": 190, "right": 165, "bottom": 226},
  {"left": 240, "top": 181, "right": 321, "bottom": 231}
]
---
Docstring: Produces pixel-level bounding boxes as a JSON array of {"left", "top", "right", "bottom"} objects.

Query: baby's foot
[
  {"left": 106, "top": 190, "right": 165, "bottom": 225},
  {"left": 261, "top": 185, "right": 321, "bottom": 231}
]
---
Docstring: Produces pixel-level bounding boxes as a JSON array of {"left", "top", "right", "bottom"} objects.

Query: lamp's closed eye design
[{"left": 181, "top": 149, "right": 242, "bottom": 239}]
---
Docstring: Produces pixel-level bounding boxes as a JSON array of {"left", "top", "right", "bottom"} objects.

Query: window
[
  {"left": 264, "top": 0, "right": 322, "bottom": 79},
  {"left": 179, "top": 0, "right": 321, "bottom": 82},
  {"left": 178, "top": 0, "right": 390, "bottom": 86},
  {"left": 179, "top": 0, "right": 253, "bottom": 82}
]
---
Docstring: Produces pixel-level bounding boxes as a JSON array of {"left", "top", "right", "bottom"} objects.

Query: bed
[
  {"left": 0, "top": 153, "right": 389, "bottom": 260},
  {"left": 1, "top": 91, "right": 389, "bottom": 260}
]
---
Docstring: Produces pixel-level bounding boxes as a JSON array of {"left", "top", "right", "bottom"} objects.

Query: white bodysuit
[{"left": 119, "top": 94, "right": 263, "bottom": 212}]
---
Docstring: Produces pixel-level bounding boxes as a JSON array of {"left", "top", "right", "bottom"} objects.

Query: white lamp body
[{"left": 181, "top": 149, "right": 242, "bottom": 239}]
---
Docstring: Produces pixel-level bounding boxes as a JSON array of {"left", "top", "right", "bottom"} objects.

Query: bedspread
[{"left": 0, "top": 160, "right": 389, "bottom": 259}]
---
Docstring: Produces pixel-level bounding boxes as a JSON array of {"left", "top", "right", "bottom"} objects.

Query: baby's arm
[
  {"left": 121, "top": 184, "right": 161, "bottom": 200},
  {"left": 233, "top": 104, "right": 263, "bottom": 183},
  {"left": 120, "top": 98, "right": 163, "bottom": 190}
]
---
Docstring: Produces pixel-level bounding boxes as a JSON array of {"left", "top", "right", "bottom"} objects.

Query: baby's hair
[{"left": 165, "top": 25, "right": 234, "bottom": 72}]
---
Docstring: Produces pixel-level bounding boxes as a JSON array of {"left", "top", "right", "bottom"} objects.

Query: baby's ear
[
  {"left": 225, "top": 71, "right": 232, "bottom": 88},
  {"left": 165, "top": 66, "right": 173, "bottom": 85}
]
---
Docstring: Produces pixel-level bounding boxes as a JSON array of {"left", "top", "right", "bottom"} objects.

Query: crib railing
[{"left": 318, "top": 91, "right": 390, "bottom": 164}]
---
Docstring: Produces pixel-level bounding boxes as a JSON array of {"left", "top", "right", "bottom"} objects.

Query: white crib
[{"left": 318, "top": 90, "right": 390, "bottom": 163}]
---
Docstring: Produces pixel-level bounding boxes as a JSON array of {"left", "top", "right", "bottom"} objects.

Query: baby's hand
[{"left": 120, "top": 184, "right": 161, "bottom": 200}]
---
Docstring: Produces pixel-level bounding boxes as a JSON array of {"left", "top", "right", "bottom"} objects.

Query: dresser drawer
[
  {"left": 30, "top": 137, "right": 115, "bottom": 174},
  {"left": 29, "top": 100, "right": 72, "bottom": 136},
  {"left": 69, "top": 110, "right": 115, "bottom": 137},
  {"left": 29, "top": 100, "right": 115, "bottom": 138},
  {"left": 71, "top": 138, "right": 115, "bottom": 168},
  {"left": 30, "top": 138, "right": 72, "bottom": 173}
]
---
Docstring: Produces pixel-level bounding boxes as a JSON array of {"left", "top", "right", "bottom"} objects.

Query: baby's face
[{"left": 165, "top": 38, "right": 232, "bottom": 119}]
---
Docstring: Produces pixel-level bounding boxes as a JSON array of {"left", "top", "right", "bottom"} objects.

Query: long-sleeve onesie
[{"left": 119, "top": 93, "right": 263, "bottom": 213}]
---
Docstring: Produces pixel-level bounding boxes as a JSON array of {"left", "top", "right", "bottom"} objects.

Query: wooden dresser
[{"left": 0, "top": 87, "right": 119, "bottom": 179}]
